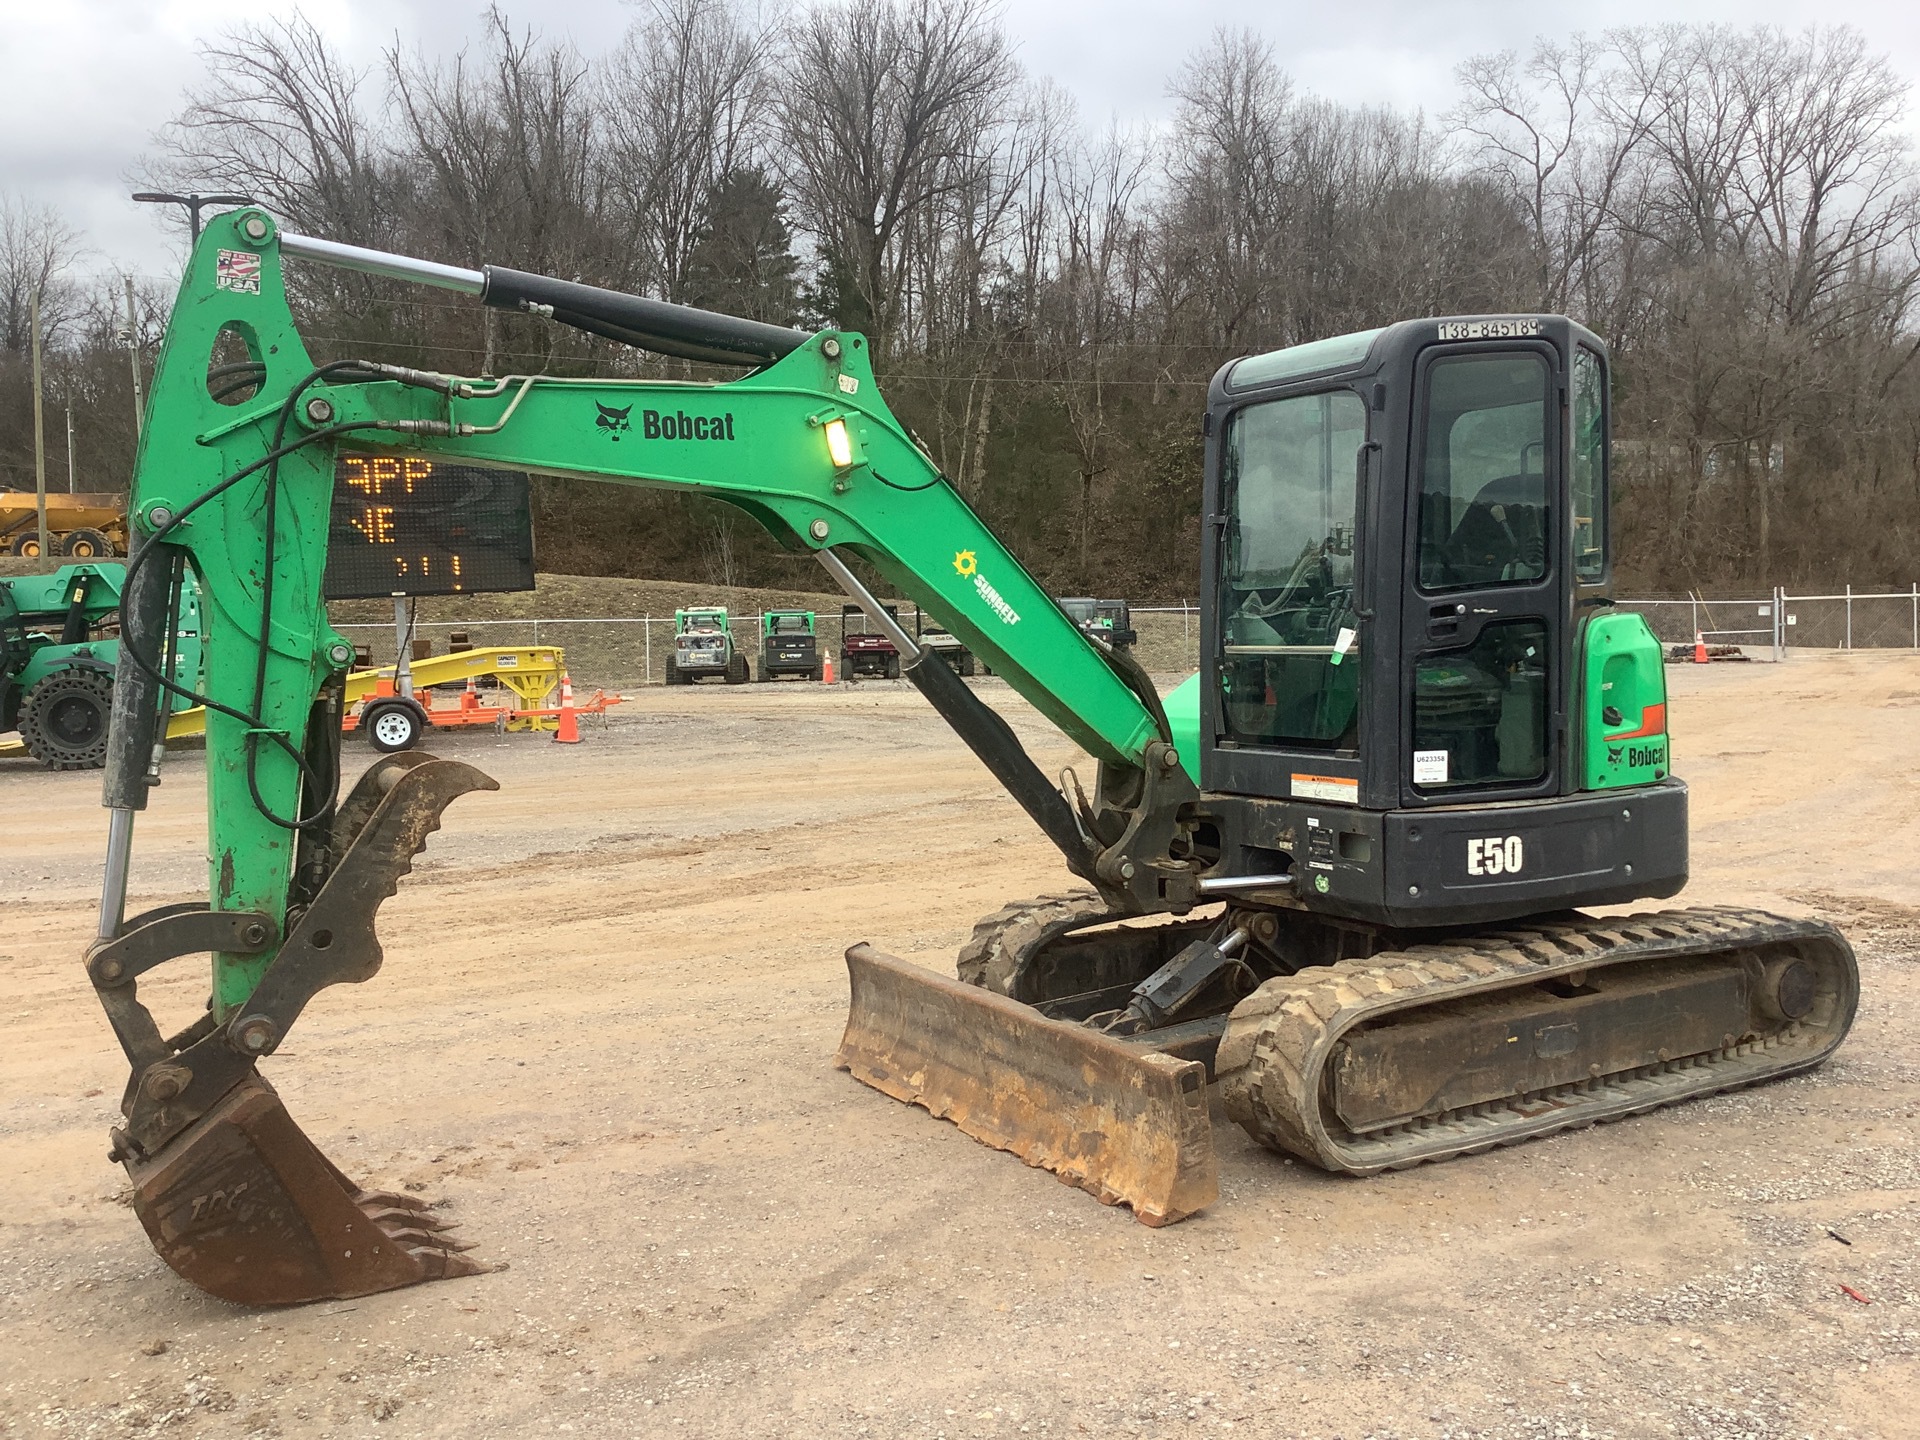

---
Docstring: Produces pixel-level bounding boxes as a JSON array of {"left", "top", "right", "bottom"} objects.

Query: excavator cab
[{"left": 1194, "top": 318, "right": 1687, "bottom": 926}]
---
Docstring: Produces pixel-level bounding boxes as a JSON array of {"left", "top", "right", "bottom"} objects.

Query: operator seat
[{"left": 1439, "top": 473, "right": 1546, "bottom": 587}]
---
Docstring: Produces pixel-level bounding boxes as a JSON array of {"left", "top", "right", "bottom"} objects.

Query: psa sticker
[{"left": 215, "top": 249, "right": 261, "bottom": 294}]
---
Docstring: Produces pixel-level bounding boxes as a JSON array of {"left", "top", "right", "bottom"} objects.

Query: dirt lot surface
[{"left": 4, "top": 653, "right": 1918, "bottom": 1440}]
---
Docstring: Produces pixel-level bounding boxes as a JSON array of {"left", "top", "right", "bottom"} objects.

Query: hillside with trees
[{"left": 3, "top": 1, "right": 1918, "bottom": 596}]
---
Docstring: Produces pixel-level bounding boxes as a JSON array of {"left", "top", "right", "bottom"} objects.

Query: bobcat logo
[
  {"left": 595, "top": 402, "right": 633, "bottom": 439},
  {"left": 1607, "top": 744, "right": 1624, "bottom": 765}
]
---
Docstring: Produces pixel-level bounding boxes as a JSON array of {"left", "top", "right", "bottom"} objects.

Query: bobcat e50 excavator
[{"left": 88, "top": 210, "right": 1857, "bottom": 1306}]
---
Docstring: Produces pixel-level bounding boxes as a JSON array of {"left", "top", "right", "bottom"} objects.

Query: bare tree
[
  {"left": 391, "top": 10, "right": 608, "bottom": 278},
  {"left": 601, "top": 0, "right": 773, "bottom": 303},
  {"left": 1043, "top": 122, "right": 1154, "bottom": 580},
  {"left": 777, "top": 0, "right": 1020, "bottom": 353},
  {"left": 0, "top": 193, "right": 82, "bottom": 355},
  {"left": 1158, "top": 28, "right": 1294, "bottom": 352},
  {"left": 1452, "top": 36, "right": 1653, "bottom": 311},
  {"left": 158, "top": 14, "right": 393, "bottom": 245}
]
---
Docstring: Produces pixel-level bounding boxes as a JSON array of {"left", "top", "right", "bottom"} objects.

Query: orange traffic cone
[
  {"left": 553, "top": 672, "right": 581, "bottom": 744},
  {"left": 823, "top": 653, "right": 834, "bottom": 684},
  {"left": 1693, "top": 631, "right": 1709, "bottom": 664},
  {"left": 461, "top": 675, "right": 480, "bottom": 713}
]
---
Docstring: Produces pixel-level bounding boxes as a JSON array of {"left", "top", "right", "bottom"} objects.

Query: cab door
[{"left": 1399, "top": 341, "right": 1565, "bottom": 806}]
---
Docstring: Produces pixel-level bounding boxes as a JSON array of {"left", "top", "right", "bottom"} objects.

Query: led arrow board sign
[{"left": 324, "top": 453, "right": 536, "bottom": 600}]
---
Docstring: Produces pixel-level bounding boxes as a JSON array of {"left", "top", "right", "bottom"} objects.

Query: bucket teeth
[
  {"left": 126, "top": 1074, "right": 491, "bottom": 1306},
  {"left": 378, "top": 1224, "right": 481, "bottom": 1255},
  {"left": 355, "top": 1200, "right": 459, "bottom": 1231}
]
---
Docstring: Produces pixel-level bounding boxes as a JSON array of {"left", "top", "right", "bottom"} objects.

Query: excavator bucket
[
  {"left": 124, "top": 1073, "right": 488, "bottom": 1306},
  {"left": 88, "top": 754, "right": 501, "bottom": 1305},
  {"left": 836, "top": 945, "right": 1217, "bottom": 1226}
]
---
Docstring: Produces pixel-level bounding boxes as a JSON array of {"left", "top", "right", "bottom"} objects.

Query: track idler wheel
[{"left": 125, "top": 1074, "right": 486, "bottom": 1306}]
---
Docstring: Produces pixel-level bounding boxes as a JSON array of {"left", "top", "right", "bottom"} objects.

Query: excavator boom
[{"left": 93, "top": 212, "right": 1209, "bottom": 1303}]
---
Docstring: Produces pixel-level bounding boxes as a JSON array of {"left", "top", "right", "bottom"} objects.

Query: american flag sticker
[{"left": 216, "top": 248, "right": 262, "bottom": 294}]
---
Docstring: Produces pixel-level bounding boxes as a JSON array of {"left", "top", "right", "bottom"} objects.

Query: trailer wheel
[
  {"left": 61, "top": 528, "right": 115, "bottom": 558},
  {"left": 18, "top": 667, "right": 113, "bottom": 769},
  {"left": 885, "top": 655, "right": 901, "bottom": 680},
  {"left": 362, "top": 699, "right": 426, "bottom": 753},
  {"left": 840, "top": 650, "right": 856, "bottom": 682}
]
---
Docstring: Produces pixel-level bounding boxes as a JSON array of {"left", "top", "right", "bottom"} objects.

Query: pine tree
[{"left": 684, "top": 168, "right": 800, "bottom": 326}]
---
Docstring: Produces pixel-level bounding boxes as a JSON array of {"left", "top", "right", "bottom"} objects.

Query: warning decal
[{"left": 1292, "top": 773, "right": 1358, "bottom": 805}]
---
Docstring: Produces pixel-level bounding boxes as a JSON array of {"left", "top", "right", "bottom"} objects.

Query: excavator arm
[{"left": 90, "top": 211, "right": 1212, "bottom": 1305}]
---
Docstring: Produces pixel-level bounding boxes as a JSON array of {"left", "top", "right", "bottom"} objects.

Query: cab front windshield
[{"left": 1220, "top": 389, "right": 1368, "bottom": 749}]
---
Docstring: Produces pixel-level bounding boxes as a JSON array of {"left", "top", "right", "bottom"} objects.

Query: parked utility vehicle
[
  {"left": 1057, "top": 596, "right": 1137, "bottom": 655},
  {"left": 760, "top": 609, "right": 822, "bottom": 681},
  {"left": 839, "top": 602, "right": 901, "bottom": 679},
  {"left": 915, "top": 611, "right": 975, "bottom": 676},
  {"left": 666, "top": 607, "right": 748, "bottom": 685}
]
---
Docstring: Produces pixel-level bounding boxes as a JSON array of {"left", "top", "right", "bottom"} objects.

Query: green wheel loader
[{"left": 3, "top": 563, "right": 202, "bottom": 769}]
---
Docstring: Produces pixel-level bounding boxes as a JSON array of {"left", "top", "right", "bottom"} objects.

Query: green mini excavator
[{"left": 87, "top": 211, "right": 1857, "bottom": 1305}]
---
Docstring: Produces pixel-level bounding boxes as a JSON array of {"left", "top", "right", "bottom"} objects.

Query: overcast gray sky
[{"left": 2, "top": 0, "right": 1918, "bottom": 283}]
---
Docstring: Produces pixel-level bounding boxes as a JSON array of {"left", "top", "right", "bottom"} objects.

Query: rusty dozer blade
[
  {"left": 125, "top": 1073, "right": 489, "bottom": 1306},
  {"left": 836, "top": 945, "right": 1217, "bottom": 1226}
]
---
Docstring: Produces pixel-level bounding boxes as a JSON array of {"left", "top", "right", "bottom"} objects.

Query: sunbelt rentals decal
[{"left": 953, "top": 550, "right": 1020, "bottom": 626}]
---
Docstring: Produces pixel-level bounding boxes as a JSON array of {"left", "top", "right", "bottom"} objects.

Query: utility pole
[
  {"left": 125, "top": 277, "right": 145, "bottom": 438},
  {"left": 66, "top": 404, "right": 76, "bottom": 493},
  {"left": 31, "top": 289, "right": 49, "bottom": 558}
]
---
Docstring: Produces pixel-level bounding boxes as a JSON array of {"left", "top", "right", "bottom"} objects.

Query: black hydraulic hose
[
  {"left": 1099, "top": 636, "right": 1174, "bottom": 746},
  {"left": 481, "top": 266, "right": 806, "bottom": 368},
  {"left": 102, "top": 534, "right": 177, "bottom": 813},
  {"left": 149, "top": 549, "right": 186, "bottom": 761},
  {"left": 117, "top": 409, "right": 385, "bottom": 829}
]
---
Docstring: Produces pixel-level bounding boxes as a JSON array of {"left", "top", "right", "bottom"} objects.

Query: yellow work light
[{"left": 824, "top": 417, "right": 854, "bottom": 468}]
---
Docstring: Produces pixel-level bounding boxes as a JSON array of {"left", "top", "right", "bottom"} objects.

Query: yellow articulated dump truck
[{"left": 1, "top": 492, "right": 129, "bottom": 558}]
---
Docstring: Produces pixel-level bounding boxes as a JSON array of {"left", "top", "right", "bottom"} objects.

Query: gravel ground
[{"left": 1, "top": 653, "right": 1917, "bottom": 1438}]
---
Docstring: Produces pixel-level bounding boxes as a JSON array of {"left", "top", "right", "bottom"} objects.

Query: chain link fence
[
  {"left": 1614, "top": 597, "right": 1778, "bottom": 656},
  {"left": 331, "top": 588, "right": 1920, "bottom": 688},
  {"left": 331, "top": 603, "right": 1212, "bottom": 687},
  {"left": 1620, "top": 588, "right": 1920, "bottom": 658},
  {"left": 1770, "top": 588, "right": 1920, "bottom": 653}
]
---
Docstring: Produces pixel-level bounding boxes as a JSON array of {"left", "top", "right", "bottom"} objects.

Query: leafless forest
[{"left": 4, "top": 0, "right": 1919, "bottom": 596}]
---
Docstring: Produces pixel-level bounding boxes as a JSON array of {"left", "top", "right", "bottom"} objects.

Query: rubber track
[
  {"left": 955, "top": 891, "right": 1114, "bottom": 994},
  {"left": 1217, "top": 905, "right": 1858, "bottom": 1175}
]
